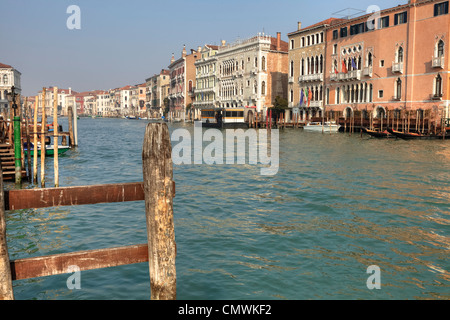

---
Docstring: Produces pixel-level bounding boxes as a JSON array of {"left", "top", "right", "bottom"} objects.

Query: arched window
[
  {"left": 336, "top": 87, "right": 340, "bottom": 104},
  {"left": 255, "top": 57, "right": 258, "bottom": 68},
  {"left": 367, "top": 52, "right": 373, "bottom": 67},
  {"left": 290, "top": 61, "right": 294, "bottom": 77},
  {"left": 437, "top": 40, "right": 445, "bottom": 57},
  {"left": 3, "top": 74, "right": 7, "bottom": 84},
  {"left": 261, "top": 81, "right": 266, "bottom": 95},
  {"left": 319, "top": 55, "right": 323, "bottom": 73},
  {"left": 435, "top": 74, "right": 443, "bottom": 97},
  {"left": 396, "top": 78, "right": 402, "bottom": 99},
  {"left": 301, "top": 59, "right": 305, "bottom": 76},
  {"left": 397, "top": 47, "right": 404, "bottom": 63},
  {"left": 262, "top": 56, "right": 266, "bottom": 71},
  {"left": 290, "top": 90, "right": 294, "bottom": 103}
]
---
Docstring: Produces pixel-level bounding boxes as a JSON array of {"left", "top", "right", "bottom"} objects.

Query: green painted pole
[{"left": 14, "top": 116, "right": 21, "bottom": 188}]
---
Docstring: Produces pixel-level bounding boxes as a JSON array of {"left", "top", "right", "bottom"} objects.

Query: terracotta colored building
[
  {"left": 288, "top": 19, "right": 345, "bottom": 121},
  {"left": 324, "top": 0, "right": 449, "bottom": 125},
  {"left": 168, "top": 46, "right": 201, "bottom": 120}
]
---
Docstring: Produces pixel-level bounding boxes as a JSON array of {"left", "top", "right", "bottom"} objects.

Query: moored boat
[
  {"left": 304, "top": 121, "right": 340, "bottom": 133},
  {"left": 386, "top": 128, "right": 435, "bottom": 140},
  {"left": 24, "top": 143, "right": 71, "bottom": 157},
  {"left": 362, "top": 127, "right": 393, "bottom": 138}
]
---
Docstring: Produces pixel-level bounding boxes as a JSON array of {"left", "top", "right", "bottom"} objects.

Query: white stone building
[
  {"left": 215, "top": 33, "right": 288, "bottom": 115},
  {"left": 0, "top": 62, "right": 22, "bottom": 115},
  {"left": 193, "top": 45, "right": 219, "bottom": 117}
]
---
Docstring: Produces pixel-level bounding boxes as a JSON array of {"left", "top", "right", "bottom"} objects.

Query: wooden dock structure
[
  {"left": 0, "top": 123, "right": 176, "bottom": 300},
  {"left": 246, "top": 108, "right": 449, "bottom": 137}
]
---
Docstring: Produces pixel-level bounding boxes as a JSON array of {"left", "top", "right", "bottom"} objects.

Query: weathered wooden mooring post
[
  {"left": 142, "top": 123, "right": 176, "bottom": 300},
  {"left": 0, "top": 123, "right": 176, "bottom": 300}
]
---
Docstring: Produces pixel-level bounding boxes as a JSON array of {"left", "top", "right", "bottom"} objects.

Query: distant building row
[{"left": 5, "top": 0, "right": 449, "bottom": 122}]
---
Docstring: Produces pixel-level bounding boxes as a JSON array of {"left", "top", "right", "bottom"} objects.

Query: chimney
[
  {"left": 221, "top": 40, "right": 226, "bottom": 47},
  {"left": 298, "top": 21, "right": 302, "bottom": 30},
  {"left": 276, "top": 32, "right": 281, "bottom": 51},
  {"left": 170, "top": 53, "right": 175, "bottom": 64},
  {"left": 197, "top": 46, "right": 202, "bottom": 53},
  {"left": 69, "top": 87, "right": 72, "bottom": 95},
  {"left": 182, "top": 45, "right": 187, "bottom": 58}
]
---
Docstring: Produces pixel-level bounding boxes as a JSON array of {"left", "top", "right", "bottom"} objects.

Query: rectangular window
[
  {"left": 434, "top": 1, "right": 449, "bottom": 16},
  {"left": 333, "top": 30, "right": 338, "bottom": 40},
  {"left": 394, "top": 12, "right": 407, "bottom": 25},
  {"left": 350, "top": 22, "right": 366, "bottom": 35},
  {"left": 378, "top": 16, "right": 390, "bottom": 29},
  {"left": 380, "top": 60, "right": 385, "bottom": 67},
  {"left": 378, "top": 90, "right": 384, "bottom": 98},
  {"left": 340, "top": 27, "right": 347, "bottom": 38}
]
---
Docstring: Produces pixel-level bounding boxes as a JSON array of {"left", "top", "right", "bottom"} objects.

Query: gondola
[
  {"left": 362, "top": 127, "right": 393, "bottom": 138},
  {"left": 386, "top": 128, "right": 435, "bottom": 140}
]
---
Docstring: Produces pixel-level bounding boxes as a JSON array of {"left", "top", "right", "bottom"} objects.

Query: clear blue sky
[{"left": 1, "top": 0, "right": 407, "bottom": 96}]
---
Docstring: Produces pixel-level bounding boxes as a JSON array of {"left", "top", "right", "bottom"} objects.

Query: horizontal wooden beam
[
  {"left": 4, "top": 182, "right": 145, "bottom": 210},
  {"left": 10, "top": 244, "right": 149, "bottom": 281}
]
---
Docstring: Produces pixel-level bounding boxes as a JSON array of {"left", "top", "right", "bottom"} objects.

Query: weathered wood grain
[
  {"left": 10, "top": 244, "right": 149, "bottom": 281},
  {"left": 142, "top": 123, "right": 176, "bottom": 300},
  {"left": 5, "top": 182, "right": 145, "bottom": 210},
  {"left": 0, "top": 166, "right": 14, "bottom": 300}
]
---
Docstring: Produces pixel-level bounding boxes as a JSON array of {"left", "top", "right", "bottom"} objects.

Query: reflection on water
[{"left": 5, "top": 118, "right": 450, "bottom": 300}]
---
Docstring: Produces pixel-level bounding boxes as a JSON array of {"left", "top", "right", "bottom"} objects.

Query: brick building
[
  {"left": 324, "top": 0, "right": 449, "bottom": 123},
  {"left": 168, "top": 46, "right": 201, "bottom": 120}
]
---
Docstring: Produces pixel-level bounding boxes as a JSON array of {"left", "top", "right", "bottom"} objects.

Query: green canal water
[{"left": 5, "top": 117, "right": 450, "bottom": 300}]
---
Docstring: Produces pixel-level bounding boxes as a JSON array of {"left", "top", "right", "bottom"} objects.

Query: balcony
[
  {"left": 432, "top": 56, "right": 444, "bottom": 68},
  {"left": 337, "top": 70, "right": 361, "bottom": 81},
  {"left": 298, "top": 73, "right": 323, "bottom": 83},
  {"left": 362, "top": 66, "right": 373, "bottom": 77},
  {"left": 392, "top": 62, "right": 403, "bottom": 74},
  {"left": 432, "top": 93, "right": 443, "bottom": 100},
  {"left": 309, "top": 100, "right": 323, "bottom": 108}
]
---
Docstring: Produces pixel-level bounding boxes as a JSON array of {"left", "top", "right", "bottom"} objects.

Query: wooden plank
[
  {"left": 10, "top": 244, "right": 149, "bottom": 281},
  {"left": 0, "top": 166, "right": 14, "bottom": 300},
  {"left": 5, "top": 182, "right": 145, "bottom": 210},
  {"left": 142, "top": 123, "right": 176, "bottom": 300}
]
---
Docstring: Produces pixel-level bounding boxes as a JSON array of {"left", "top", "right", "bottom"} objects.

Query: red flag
[
  {"left": 335, "top": 66, "right": 339, "bottom": 74},
  {"left": 342, "top": 60, "right": 348, "bottom": 74},
  {"left": 308, "top": 88, "right": 312, "bottom": 107}
]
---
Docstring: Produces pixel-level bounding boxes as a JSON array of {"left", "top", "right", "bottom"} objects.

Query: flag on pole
[
  {"left": 300, "top": 89, "right": 304, "bottom": 106},
  {"left": 342, "top": 60, "right": 348, "bottom": 74},
  {"left": 304, "top": 88, "right": 308, "bottom": 107},
  {"left": 308, "top": 87, "right": 312, "bottom": 107},
  {"left": 351, "top": 57, "right": 357, "bottom": 70}
]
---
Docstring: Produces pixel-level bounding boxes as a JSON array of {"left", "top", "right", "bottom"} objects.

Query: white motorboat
[{"left": 304, "top": 121, "right": 341, "bottom": 133}]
